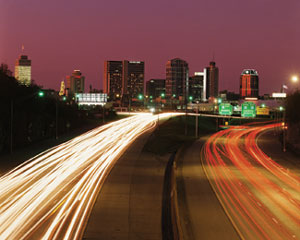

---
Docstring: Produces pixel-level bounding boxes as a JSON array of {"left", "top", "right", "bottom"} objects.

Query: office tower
[
  {"left": 205, "top": 61, "right": 219, "bottom": 99},
  {"left": 146, "top": 79, "right": 165, "bottom": 99},
  {"left": 104, "top": 61, "right": 123, "bottom": 100},
  {"left": 66, "top": 70, "right": 85, "bottom": 95},
  {"left": 122, "top": 61, "right": 144, "bottom": 98},
  {"left": 15, "top": 55, "right": 31, "bottom": 85},
  {"left": 189, "top": 72, "right": 206, "bottom": 102},
  {"left": 165, "top": 58, "right": 189, "bottom": 100},
  {"left": 240, "top": 69, "right": 259, "bottom": 98}
]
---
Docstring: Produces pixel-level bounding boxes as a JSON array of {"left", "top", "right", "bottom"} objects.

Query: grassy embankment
[{"left": 144, "top": 115, "right": 216, "bottom": 155}]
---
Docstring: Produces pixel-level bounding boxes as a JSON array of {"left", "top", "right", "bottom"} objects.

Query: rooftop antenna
[
  {"left": 212, "top": 51, "right": 215, "bottom": 62},
  {"left": 21, "top": 44, "right": 25, "bottom": 53}
]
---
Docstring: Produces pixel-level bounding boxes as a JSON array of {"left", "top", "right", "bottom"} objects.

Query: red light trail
[{"left": 202, "top": 123, "right": 300, "bottom": 240}]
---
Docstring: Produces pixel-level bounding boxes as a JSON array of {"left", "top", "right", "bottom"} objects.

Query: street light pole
[
  {"left": 283, "top": 109, "right": 286, "bottom": 152},
  {"left": 185, "top": 98, "right": 188, "bottom": 136},
  {"left": 55, "top": 100, "right": 58, "bottom": 140},
  {"left": 195, "top": 102, "right": 199, "bottom": 138},
  {"left": 10, "top": 99, "right": 13, "bottom": 154},
  {"left": 102, "top": 106, "right": 105, "bottom": 124}
]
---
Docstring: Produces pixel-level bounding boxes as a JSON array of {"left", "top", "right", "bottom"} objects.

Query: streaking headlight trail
[
  {"left": 0, "top": 112, "right": 181, "bottom": 240},
  {"left": 202, "top": 123, "right": 300, "bottom": 240}
]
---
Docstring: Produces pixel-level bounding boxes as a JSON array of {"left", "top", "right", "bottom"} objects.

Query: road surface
[
  {"left": 0, "top": 113, "right": 180, "bottom": 240},
  {"left": 202, "top": 123, "right": 300, "bottom": 240},
  {"left": 176, "top": 142, "right": 239, "bottom": 240}
]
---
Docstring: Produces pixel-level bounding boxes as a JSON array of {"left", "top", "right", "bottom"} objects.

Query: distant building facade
[
  {"left": 123, "top": 61, "right": 144, "bottom": 98},
  {"left": 66, "top": 70, "right": 85, "bottom": 95},
  {"left": 104, "top": 61, "right": 123, "bottom": 100},
  {"left": 103, "top": 60, "right": 145, "bottom": 101},
  {"left": 165, "top": 58, "right": 189, "bottom": 101},
  {"left": 189, "top": 73, "right": 205, "bottom": 102},
  {"left": 205, "top": 61, "right": 219, "bottom": 99},
  {"left": 146, "top": 79, "right": 165, "bottom": 99},
  {"left": 15, "top": 55, "right": 31, "bottom": 85},
  {"left": 240, "top": 69, "right": 259, "bottom": 98}
]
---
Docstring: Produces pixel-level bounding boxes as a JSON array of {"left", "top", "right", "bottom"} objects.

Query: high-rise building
[
  {"left": 189, "top": 73, "right": 205, "bottom": 102},
  {"left": 205, "top": 61, "right": 219, "bottom": 99},
  {"left": 166, "top": 58, "right": 189, "bottom": 100},
  {"left": 103, "top": 60, "right": 145, "bottom": 102},
  {"left": 123, "top": 61, "right": 144, "bottom": 98},
  {"left": 240, "top": 69, "right": 259, "bottom": 98},
  {"left": 146, "top": 79, "right": 165, "bottom": 99},
  {"left": 15, "top": 55, "right": 31, "bottom": 85},
  {"left": 104, "top": 61, "right": 123, "bottom": 100},
  {"left": 66, "top": 70, "right": 85, "bottom": 96}
]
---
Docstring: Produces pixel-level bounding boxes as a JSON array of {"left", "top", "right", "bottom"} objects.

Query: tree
[{"left": 285, "top": 91, "right": 300, "bottom": 146}]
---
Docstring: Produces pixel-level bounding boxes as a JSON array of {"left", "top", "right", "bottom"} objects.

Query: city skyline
[{"left": 1, "top": 0, "right": 299, "bottom": 94}]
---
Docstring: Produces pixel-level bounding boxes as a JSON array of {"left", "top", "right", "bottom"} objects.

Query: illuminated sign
[
  {"left": 76, "top": 93, "right": 107, "bottom": 106},
  {"left": 272, "top": 93, "right": 287, "bottom": 98},
  {"left": 241, "top": 102, "right": 256, "bottom": 118},
  {"left": 245, "top": 97, "right": 258, "bottom": 101},
  {"left": 256, "top": 107, "right": 270, "bottom": 116},
  {"left": 219, "top": 103, "right": 233, "bottom": 115}
]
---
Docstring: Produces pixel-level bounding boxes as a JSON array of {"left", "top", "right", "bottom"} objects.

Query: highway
[
  {"left": 202, "top": 123, "right": 300, "bottom": 240},
  {"left": 0, "top": 112, "right": 180, "bottom": 240}
]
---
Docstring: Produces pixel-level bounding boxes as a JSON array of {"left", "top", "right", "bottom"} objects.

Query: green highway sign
[
  {"left": 219, "top": 103, "right": 233, "bottom": 116},
  {"left": 241, "top": 102, "right": 256, "bottom": 118}
]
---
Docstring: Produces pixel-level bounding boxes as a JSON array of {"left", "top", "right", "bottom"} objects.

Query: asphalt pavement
[
  {"left": 83, "top": 130, "right": 171, "bottom": 240},
  {"left": 199, "top": 124, "right": 300, "bottom": 240},
  {"left": 175, "top": 139, "right": 239, "bottom": 240},
  {"left": 257, "top": 129, "right": 300, "bottom": 177}
]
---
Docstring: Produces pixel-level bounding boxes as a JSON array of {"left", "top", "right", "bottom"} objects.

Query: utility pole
[
  {"left": 283, "top": 109, "right": 286, "bottom": 152},
  {"left": 10, "top": 99, "right": 13, "bottom": 154},
  {"left": 55, "top": 100, "right": 58, "bottom": 140},
  {"left": 195, "top": 101, "right": 199, "bottom": 138},
  {"left": 185, "top": 96, "right": 188, "bottom": 136}
]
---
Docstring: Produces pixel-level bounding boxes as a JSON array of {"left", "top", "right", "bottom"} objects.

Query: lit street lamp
[
  {"left": 291, "top": 75, "right": 298, "bottom": 83},
  {"left": 160, "top": 92, "right": 165, "bottom": 111}
]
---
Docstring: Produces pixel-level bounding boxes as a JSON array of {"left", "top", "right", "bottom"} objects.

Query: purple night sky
[{"left": 1, "top": 0, "right": 300, "bottom": 94}]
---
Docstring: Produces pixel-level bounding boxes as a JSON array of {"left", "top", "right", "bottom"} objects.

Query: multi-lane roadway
[
  {"left": 202, "top": 123, "right": 300, "bottom": 239},
  {"left": 0, "top": 113, "right": 180, "bottom": 240}
]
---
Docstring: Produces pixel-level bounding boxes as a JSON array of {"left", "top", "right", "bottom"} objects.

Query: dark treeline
[
  {"left": 286, "top": 90, "right": 300, "bottom": 148},
  {"left": 0, "top": 64, "right": 90, "bottom": 153}
]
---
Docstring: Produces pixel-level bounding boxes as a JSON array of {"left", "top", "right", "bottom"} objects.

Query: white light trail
[{"left": 0, "top": 112, "right": 182, "bottom": 239}]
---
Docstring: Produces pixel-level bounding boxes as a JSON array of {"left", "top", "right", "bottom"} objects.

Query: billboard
[
  {"left": 219, "top": 103, "right": 233, "bottom": 116},
  {"left": 241, "top": 102, "right": 256, "bottom": 118}
]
